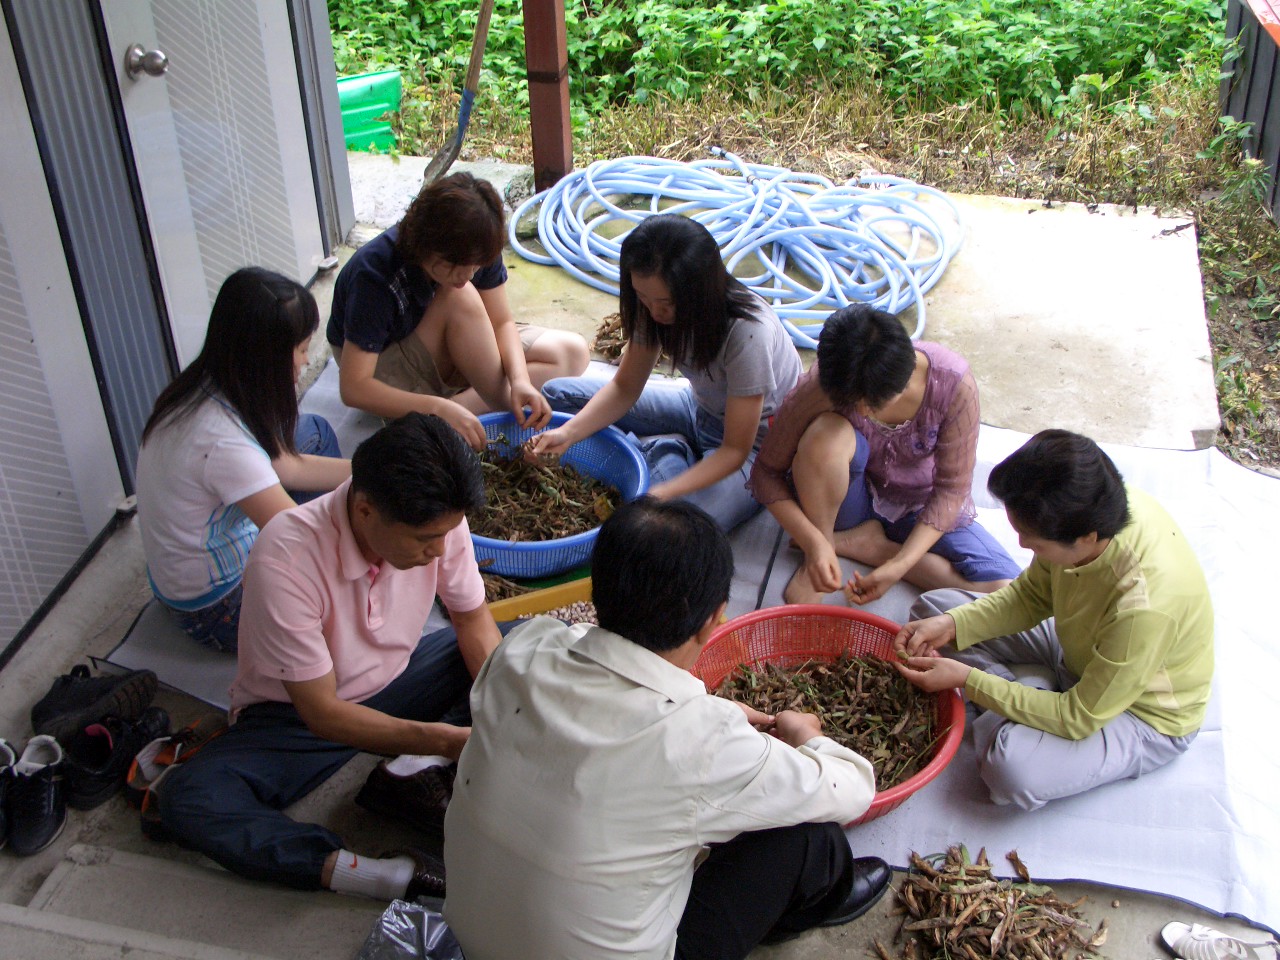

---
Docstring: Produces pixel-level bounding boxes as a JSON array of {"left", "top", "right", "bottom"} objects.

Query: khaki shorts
[{"left": 372, "top": 324, "right": 548, "bottom": 399}]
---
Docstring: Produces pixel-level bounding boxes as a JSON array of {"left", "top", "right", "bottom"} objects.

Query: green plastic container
[{"left": 336, "top": 70, "right": 402, "bottom": 153}]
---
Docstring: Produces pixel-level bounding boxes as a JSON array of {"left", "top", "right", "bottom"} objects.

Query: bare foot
[
  {"left": 831, "top": 522, "right": 889, "bottom": 563},
  {"left": 783, "top": 566, "right": 827, "bottom": 605}
]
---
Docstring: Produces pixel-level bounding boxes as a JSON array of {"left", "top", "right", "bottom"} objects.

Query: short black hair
[
  {"left": 988, "top": 429, "right": 1131, "bottom": 543},
  {"left": 816, "top": 304, "right": 916, "bottom": 409},
  {"left": 351, "top": 414, "right": 484, "bottom": 526},
  {"left": 591, "top": 497, "right": 733, "bottom": 652}
]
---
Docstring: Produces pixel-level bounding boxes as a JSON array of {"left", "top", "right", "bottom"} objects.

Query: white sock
[
  {"left": 384, "top": 754, "right": 451, "bottom": 777},
  {"left": 327, "top": 849, "right": 415, "bottom": 900}
]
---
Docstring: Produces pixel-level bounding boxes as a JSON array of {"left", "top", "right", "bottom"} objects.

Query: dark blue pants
[
  {"left": 157, "top": 622, "right": 513, "bottom": 890},
  {"left": 834, "top": 429, "right": 1021, "bottom": 583},
  {"left": 287, "top": 413, "right": 343, "bottom": 504},
  {"left": 676, "top": 821, "right": 854, "bottom": 960}
]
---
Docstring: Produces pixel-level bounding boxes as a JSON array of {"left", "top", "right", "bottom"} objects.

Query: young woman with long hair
[
  {"left": 136, "top": 267, "right": 349, "bottom": 652},
  {"left": 528, "top": 214, "right": 802, "bottom": 532}
]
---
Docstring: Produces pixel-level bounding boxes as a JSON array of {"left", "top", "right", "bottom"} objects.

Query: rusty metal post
[{"left": 521, "top": 0, "right": 572, "bottom": 190}]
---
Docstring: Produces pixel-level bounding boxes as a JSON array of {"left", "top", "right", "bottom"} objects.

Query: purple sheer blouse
[{"left": 749, "top": 341, "right": 980, "bottom": 533}]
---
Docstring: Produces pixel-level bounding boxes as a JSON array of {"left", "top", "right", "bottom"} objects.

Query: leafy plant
[{"left": 328, "top": 0, "right": 1227, "bottom": 130}]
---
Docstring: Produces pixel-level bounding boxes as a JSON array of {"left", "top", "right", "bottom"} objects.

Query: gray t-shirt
[{"left": 675, "top": 295, "right": 802, "bottom": 445}]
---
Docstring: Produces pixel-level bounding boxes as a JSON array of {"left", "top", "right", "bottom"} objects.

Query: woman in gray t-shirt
[{"left": 531, "top": 215, "right": 802, "bottom": 532}]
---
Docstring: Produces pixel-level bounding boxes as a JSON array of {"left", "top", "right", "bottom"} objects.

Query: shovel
[{"left": 423, "top": 0, "right": 497, "bottom": 186}]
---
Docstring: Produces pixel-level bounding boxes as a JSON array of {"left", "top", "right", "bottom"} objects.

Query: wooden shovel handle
[{"left": 463, "top": 0, "right": 496, "bottom": 96}]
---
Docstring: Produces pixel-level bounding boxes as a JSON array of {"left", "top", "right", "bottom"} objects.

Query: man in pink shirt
[{"left": 157, "top": 414, "right": 504, "bottom": 899}]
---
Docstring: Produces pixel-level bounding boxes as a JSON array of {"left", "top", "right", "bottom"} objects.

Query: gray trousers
[{"left": 913, "top": 589, "right": 1196, "bottom": 811}]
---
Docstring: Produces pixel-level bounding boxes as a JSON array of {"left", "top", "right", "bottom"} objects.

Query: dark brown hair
[{"left": 396, "top": 172, "right": 504, "bottom": 267}]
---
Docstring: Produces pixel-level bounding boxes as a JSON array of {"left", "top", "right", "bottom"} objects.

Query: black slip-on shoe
[
  {"left": 65, "top": 706, "right": 171, "bottom": 810},
  {"left": 817, "top": 856, "right": 893, "bottom": 928},
  {"left": 0, "top": 739, "right": 16, "bottom": 849},
  {"left": 31, "top": 665, "right": 157, "bottom": 745}
]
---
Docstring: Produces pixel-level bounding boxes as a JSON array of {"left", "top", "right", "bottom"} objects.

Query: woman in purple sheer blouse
[{"left": 749, "top": 305, "right": 1022, "bottom": 605}]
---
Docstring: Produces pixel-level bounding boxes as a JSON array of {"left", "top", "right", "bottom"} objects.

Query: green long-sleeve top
[{"left": 949, "top": 487, "right": 1213, "bottom": 740}]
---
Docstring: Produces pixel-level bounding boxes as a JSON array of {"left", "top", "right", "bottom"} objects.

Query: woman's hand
[
  {"left": 509, "top": 380, "right": 552, "bottom": 430},
  {"left": 844, "top": 559, "right": 907, "bottom": 605},
  {"left": 801, "top": 540, "right": 844, "bottom": 595},
  {"left": 524, "top": 424, "right": 575, "bottom": 461},
  {"left": 647, "top": 480, "right": 675, "bottom": 501},
  {"left": 894, "top": 656, "right": 971, "bottom": 693},
  {"left": 434, "top": 399, "right": 488, "bottom": 451},
  {"left": 893, "top": 613, "right": 956, "bottom": 659}
]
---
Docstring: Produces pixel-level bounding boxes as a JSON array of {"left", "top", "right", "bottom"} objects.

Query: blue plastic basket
[{"left": 472, "top": 412, "right": 649, "bottom": 577}]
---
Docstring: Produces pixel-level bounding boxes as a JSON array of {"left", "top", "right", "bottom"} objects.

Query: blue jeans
[
  {"left": 543, "top": 375, "right": 763, "bottom": 533},
  {"left": 288, "top": 413, "right": 343, "bottom": 504},
  {"left": 168, "top": 585, "right": 243, "bottom": 654},
  {"left": 157, "top": 620, "right": 520, "bottom": 890},
  {"left": 167, "top": 413, "right": 343, "bottom": 653}
]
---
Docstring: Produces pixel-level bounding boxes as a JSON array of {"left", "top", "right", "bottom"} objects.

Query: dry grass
[{"left": 576, "top": 74, "right": 1223, "bottom": 210}]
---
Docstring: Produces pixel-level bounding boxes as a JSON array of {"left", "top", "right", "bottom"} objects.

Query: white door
[{"left": 100, "top": 0, "right": 326, "bottom": 366}]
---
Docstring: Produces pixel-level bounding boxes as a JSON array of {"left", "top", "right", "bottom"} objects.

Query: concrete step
[
  {"left": 0, "top": 902, "right": 276, "bottom": 960},
  {"left": 26, "top": 844, "right": 385, "bottom": 960}
]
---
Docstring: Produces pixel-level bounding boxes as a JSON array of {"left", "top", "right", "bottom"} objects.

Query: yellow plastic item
[{"left": 487, "top": 577, "right": 593, "bottom": 621}]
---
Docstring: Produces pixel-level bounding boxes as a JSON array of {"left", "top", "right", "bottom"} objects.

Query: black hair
[
  {"left": 815, "top": 304, "right": 916, "bottom": 409},
  {"left": 591, "top": 496, "right": 733, "bottom": 652},
  {"left": 141, "top": 267, "right": 317, "bottom": 458},
  {"left": 350, "top": 413, "right": 484, "bottom": 526},
  {"left": 618, "top": 214, "right": 759, "bottom": 373},
  {"left": 396, "top": 171, "right": 504, "bottom": 267},
  {"left": 988, "top": 429, "right": 1131, "bottom": 543}
]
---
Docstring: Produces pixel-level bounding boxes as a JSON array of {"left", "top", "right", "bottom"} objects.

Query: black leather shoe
[
  {"left": 31, "top": 665, "right": 157, "bottom": 744},
  {"left": 761, "top": 855, "right": 893, "bottom": 945},
  {"left": 355, "top": 761, "right": 454, "bottom": 837},
  {"left": 65, "top": 706, "right": 171, "bottom": 810},
  {"left": 9, "top": 735, "right": 67, "bottom": 857},
  {"left": 396, "top": 846, "right": 447, "bottom": 900},
  {"left": 818, "top": 856, "right": 893, "bottom": 928}
]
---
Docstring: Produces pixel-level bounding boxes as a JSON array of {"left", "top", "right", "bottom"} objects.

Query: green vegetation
[
  {"left": 328, "top": 0, "right": 1279, "bottom": 466},
  {"left": 329, "top": 0, "right": 1224, "bottom": 120}
]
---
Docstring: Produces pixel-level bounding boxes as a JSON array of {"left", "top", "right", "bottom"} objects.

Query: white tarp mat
[
  {"left": 812, "top": 427, "right": 1277, "bottom": 933},
  {"left": 114, "top": 360, "right": 1277, "bottom": 929}
]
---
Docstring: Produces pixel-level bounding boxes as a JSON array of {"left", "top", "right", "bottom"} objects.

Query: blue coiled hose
[{"left": 508, "top": 149, "right": 964, "bottom": 348}]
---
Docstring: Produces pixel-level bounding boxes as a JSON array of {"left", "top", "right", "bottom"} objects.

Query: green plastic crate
[{"left": 336, "top": 70, "right": 401, "bottom": 153}]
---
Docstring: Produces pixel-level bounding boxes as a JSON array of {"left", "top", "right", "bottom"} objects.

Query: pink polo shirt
[{"left": 229, "top": 479, "right": 485, "bottom": 717}]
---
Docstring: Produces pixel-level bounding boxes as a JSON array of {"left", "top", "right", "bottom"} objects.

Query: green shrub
[{"left": 328, "top": 0, "right": 1227, "bottom": 122}]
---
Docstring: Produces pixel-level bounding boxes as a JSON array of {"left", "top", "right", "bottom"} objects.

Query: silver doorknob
[{"left": 124, "top": 44, "right": 168, "bottom": 80}]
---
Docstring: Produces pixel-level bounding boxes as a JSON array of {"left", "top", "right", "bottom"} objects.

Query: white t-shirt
[{"left": 136, "top": 393, "right": 281, "bottom": 608}]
